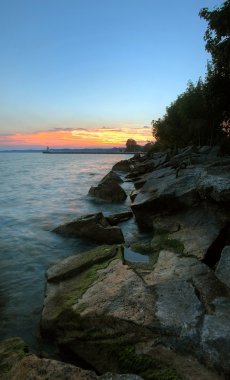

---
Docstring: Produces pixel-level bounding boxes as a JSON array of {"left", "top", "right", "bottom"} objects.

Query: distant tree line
[{"left": 151, "top": 0, "right": 230, "bottom": 153}]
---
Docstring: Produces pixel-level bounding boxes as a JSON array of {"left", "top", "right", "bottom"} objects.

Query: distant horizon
[{"left": 0, "top": 146, "right": 137, "bottom": 152}]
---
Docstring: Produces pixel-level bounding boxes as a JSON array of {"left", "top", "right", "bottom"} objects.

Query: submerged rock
[{"left": 53, "top": 212, "right": 124, "bottom": 244}]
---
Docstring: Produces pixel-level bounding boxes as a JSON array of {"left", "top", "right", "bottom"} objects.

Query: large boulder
[
  {"left": 41, "top": 243, "right": 230, "bottom": 377},
  {"left": 131, "top": 162, "right": 230, "bottom": 230},
  {"left": 53, "top": 212, "right": 124, "bottom": 244}
]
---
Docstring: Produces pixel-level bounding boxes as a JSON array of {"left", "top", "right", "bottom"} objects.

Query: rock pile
[{"left": 4, "top": 146, "right": 230, "bottom": 380}]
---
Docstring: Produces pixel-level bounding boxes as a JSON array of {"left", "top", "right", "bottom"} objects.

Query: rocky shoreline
[{"left": 1, "top": 146, "right": 230, "bottom": 380}]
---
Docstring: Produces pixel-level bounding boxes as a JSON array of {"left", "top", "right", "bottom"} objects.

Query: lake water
[{"left": 0, "top": 152, "right": 148, "bottom": 354}]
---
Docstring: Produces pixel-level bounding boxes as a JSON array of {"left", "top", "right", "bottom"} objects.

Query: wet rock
[
  {"left": 129, "top": 189, "right": 139, "bottom": 202},
  {"left": 100, "top": 170, "right": 123, "bottom": 184},
  {"left": 215, "top": 246, "right": 230, "bottom": 288},
  {"left": 89, "top": 182, "right": 127, "bottom": 202},
  {"left": 53, "top": 212, "right": 124, "bottom": 244}
]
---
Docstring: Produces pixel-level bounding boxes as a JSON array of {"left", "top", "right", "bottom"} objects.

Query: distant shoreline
[
  {"left": 43, "top": 151, "right": 135, "bottom": 154},
  {"left": 0, "top": 150, "right": 138, "bottom": 154}
]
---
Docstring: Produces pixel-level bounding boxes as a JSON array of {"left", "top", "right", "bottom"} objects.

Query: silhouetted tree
[{"left": 126, "top": 139, "right": 139, "bottom": 152}]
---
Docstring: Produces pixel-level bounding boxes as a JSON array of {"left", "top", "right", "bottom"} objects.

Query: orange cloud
[{"left": 0, "top": 126, "right": 153, "bottom": 149}]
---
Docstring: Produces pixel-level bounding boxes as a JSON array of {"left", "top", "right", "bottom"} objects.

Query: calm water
[{"left": 0, "top": 152, "right": 147, "bottom": 353}]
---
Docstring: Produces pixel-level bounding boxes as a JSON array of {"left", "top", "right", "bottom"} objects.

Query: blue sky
[{"left": 0, "top": 0, "right": 222, "bottom": 147}]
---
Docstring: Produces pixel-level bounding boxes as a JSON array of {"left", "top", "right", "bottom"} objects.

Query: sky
[{"left": 0, "top": 0, "right": 222, "bottom": 149}]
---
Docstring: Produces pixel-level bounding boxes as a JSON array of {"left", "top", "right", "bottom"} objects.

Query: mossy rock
[
  {"left": 151, "top": 233, "right": 185, "bottom": 255},
  {"left": 130, "top": 242, "right": 153, "bottom": 255},
  {"left": 47, "top": 244, "right": 122, "bottom": 282},
  {"left": 41, "top": 246, "right": 123, "bottom": 333},
  {"left": 0, "top": 337, "right": 29, "bottom": 375},
  {"left": 117, "top": 346, "right": 183, "bottom": 380}
]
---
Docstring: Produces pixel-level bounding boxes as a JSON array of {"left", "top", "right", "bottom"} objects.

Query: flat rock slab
[
  {"left": 144, "top": 250, "right": 209, "bottom": 286},
  {"left": 152, "top": 207, "right": 228, "bottom": 260},
  {"left": 47, "top": 245, "right": 120, "bottom": 283},
  {"left": 155, "top": 279, "right": 204, "bottom": 341}
]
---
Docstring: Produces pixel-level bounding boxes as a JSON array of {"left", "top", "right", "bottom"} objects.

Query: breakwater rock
[
  {"left": 41, "top": 146, "right": 230, "bottom": 379},
  {"left": 88, "top": 170, "right": 127, "bottom": 202}
]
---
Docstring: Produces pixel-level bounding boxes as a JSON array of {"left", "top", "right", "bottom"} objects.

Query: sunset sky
[{"left": 0, "top": 0, "right": 221, "bottom": 149}]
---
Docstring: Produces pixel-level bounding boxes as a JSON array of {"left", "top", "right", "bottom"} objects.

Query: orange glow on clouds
[{"left": 0, "top": 126, "right": 153, "bottom": 149}]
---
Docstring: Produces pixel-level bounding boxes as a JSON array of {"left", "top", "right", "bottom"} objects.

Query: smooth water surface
[{"left": 0, "top": 152, "right": 147, "bottom": 352}]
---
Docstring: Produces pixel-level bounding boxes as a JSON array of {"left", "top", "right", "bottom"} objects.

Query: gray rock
[
  {"left": 215, "top": 246, "right": 230, "bottom": 288},
  {"left": 201, "top": 298, "right": 230, "bottom": 374},
  {"left": 144, "top": 250, "right": 209, "bottom": 286},
  {"left": 41, "top": 253, "right": 156, "bottom": 373},
  {"left": 197, "top": 172, "right": 230, "bottom": 202},
  {"left": 155, "top": 279, "right": 204, "bottom": 343},
  {"left": 53, "top": 212, "right": 124, "bottom": 244},
  {"left": 131, "top": 167, "right": 202, "bottom": 229}
]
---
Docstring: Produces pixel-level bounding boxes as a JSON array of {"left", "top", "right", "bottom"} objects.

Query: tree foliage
[
  {"left": 151, "top": 1, "right": 230, "bottom": 153},
  {"left": 199, "top": 0, "right": 230, "bottom": 75}
]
